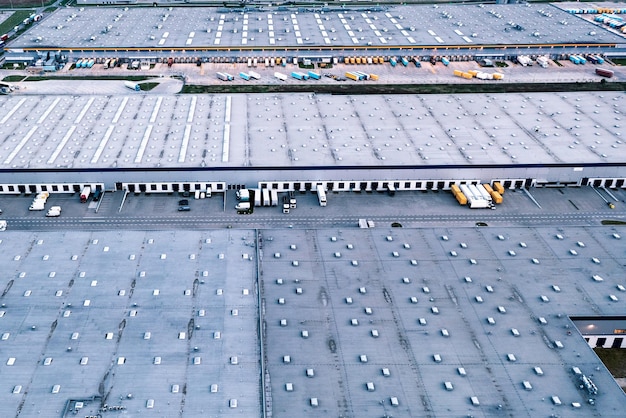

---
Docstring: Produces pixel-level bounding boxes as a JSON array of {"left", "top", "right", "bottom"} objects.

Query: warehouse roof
[
  {"left": 11, "top": 3, "right": 626, "bottom": 51},
  {"left": 0, "top": 224, "right": 624, "bottom": 416},
  {"left": 0, "top": 91, "right": 623, "bottom": 170}
]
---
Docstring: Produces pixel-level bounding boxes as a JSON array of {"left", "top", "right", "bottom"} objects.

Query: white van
[{"left": 229, "top": 399, "right": 238, "bottom": 408}]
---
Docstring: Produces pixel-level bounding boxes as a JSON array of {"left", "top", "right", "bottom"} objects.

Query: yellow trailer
[
  {"left": 349, "top": 57, "right": 356, "bottom": 64},
  {"left": 462, "top": 72, "right": 473, "bottom": 79},
  {"left": 345, "top": 72, "right": 359, "bottom": 81},
  {"left": 467, "top": 70, "right": 479, "bottom": 77},
  {"left": 493, "top": 182, "right": 505, "bottom": 194},
  {"left": 483, "top": 184, "right": 494, "bottom": 194},
  {"left": 491, "top": 191, "right": 503, "bottom": 204},
  {"left": 493, "top": 72, "right": 505, "bottom": 80},
  {"left": 356, "top": 57, "right": 362, "bottom": 64},
  {"left": 369, "top": 74, "right": 379, "bottom": 81},
  {"left": 451, "top": 184, "right": 462, "bottom": 195},
  {"left": 453, "top": 70, "right": 464, "bottom": 77},
  {"left": 455, "top": 191, "right": 468, "bottom": 205}
]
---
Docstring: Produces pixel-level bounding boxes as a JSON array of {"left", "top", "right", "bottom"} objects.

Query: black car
[
  {"left": 178, "top": 199, "right": 189, "bottom": 206},
  {"left": 178, "top": 206, "right": 191, "bottom": 211}
]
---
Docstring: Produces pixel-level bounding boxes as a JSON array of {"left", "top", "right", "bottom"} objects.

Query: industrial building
[
  {"left": 6, "top": 3, "right": 626, "bottom": 63},
  {"left": 0, "top": 223, "right": 625, "bottom": 417},
  {"left": 0, "top": 90, "right": 624, "bottom": 194}
]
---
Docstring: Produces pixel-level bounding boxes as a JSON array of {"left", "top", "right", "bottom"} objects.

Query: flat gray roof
[
  {"left": 11, "top": 4, "right": 626, "bottom": 51},
  {"left": 0, "top": 230, "right": 261, "bottom": 416},
  {"left": 0, "top": 91, "right": 624, "bottom": 170},
  {"left": 0, "top": 223, "right": 624, "bottom": 416}
]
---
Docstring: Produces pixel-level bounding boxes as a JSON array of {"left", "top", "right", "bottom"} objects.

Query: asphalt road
[{"left": 3, "top": 209, "right": 624, "bottom": 231}]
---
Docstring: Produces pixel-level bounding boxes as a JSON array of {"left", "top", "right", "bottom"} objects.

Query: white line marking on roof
[
  {"left": 91, "top": 125, "right": 115, "bottom": 164},
  {"left": 74, "top": 97, "right": 94, "bottom": 124},
  {"left": 134, "top": 125, "right": 153, "bottom": 163},
  {"left": 48, "top": 125, "right": 77, "bottom": 164},
  {"left": 0, "top": 98, "right": 26, "bottom": 125},
  {"left": 4, "top": 126, "right": 38, "bottom": 165}
]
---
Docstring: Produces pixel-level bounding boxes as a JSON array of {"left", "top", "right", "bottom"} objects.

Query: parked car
[
  {"left": 178, "top": 206, "right": 191, "bottom": 211},
  {"left": 46, "top": 206, "right": 62, "bottom": 217},
  {"left": 178, "top": 199, "right": 189, "bottom": 206}
]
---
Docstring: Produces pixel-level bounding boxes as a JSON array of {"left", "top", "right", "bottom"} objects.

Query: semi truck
[
  {"left": 217, "top": 72, "right": 234, "bottom": 81},
  {"left": 459, "top": 184, "right": 491, "bottom": 209},
  {"left": 29, "top": 199, "right": 46, "bottom": 211},
  {"left": 236, "top": 189, "right": 250, "bottom": 201},
  {"left": 80, "top": 187, "right": 91, "bottom": 203},
  {"left": 595, "top": 68, "right": 614, "bottom": 78},
  {"left": 237, "top": 188, "right": 263, "bottom": 207},
  {"left": 235, "top": 202, "right": 251, "bottom": 211},
  {"left": 291, "top": 72, "right": 309, "bottom": 80},
  {"left": 92, "top": 187, "right": 102, "bottom": 201},
  {"left": 124, "top": 81, "right": 140, "bottom": 91},
  {"left": 536, "top": 56, "right": 550, "bottom": 68},
  {"left": 235, "top": 189, "right": 255, "bottom": 214},
  {"left": 274, "top": 72, "right": 287, "bottom": 81},
  {"left": 262, "top": 189, "right": 271, "bottom": 206},
  {"left": 46, "top": 206, "right": 62, "bottom": 217},
  {"left": 316, "top": 184, "right": 327, "bottom": 207}
]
